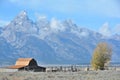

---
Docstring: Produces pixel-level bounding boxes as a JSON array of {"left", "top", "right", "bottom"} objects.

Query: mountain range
[{"left": 0, "top": 11, "right": 120, "bottom": 66}]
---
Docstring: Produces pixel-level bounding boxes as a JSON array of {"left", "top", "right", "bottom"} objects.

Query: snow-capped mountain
[
  {"left": 111, "top": 34, "right": 120, "bottom": 41},
  {"left": 0, "top": 27, "right": 3, "bottom": 34},
  {"left": 0, "top": 11, "right": 120, "bottom": 65}
]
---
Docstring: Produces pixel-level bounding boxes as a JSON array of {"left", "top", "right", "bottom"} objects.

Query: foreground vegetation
[
  {"left": 0, "top": 70, "right": 120, "bottom": 80},
  {"left": 91, "top": 42, "right": 112, "bottom": 70}
]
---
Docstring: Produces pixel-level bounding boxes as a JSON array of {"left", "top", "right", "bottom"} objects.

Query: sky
[{"left": 0, "top": 0, "right": 120, "bottom": 36}]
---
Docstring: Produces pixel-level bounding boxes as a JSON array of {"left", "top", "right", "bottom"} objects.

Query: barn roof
[
  {"left": 9, "top": 58, "right": 35, "bottom": 69},
  {"left": 15, "top": 58, "right": 33, "bottom": 66},
  {"left": 9, "top": 65, "right": 27, "bottom": 69}
]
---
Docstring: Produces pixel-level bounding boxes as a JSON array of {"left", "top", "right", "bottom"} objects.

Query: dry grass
[{"left": 0, "top": 70, "right": 120, "bottom": 80}]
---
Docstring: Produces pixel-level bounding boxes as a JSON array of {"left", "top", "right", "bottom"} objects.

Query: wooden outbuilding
[{"left": 9, "top": 58, "right": 46, "bottom": 72}]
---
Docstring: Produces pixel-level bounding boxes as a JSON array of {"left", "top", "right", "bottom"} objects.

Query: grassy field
[{"left": 0, "top": 70, "right": 120, "bottom": 80}]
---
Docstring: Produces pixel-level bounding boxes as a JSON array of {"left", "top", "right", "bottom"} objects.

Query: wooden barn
[{"left": 9, "top": 58, "right": 46, "bottom": 72}]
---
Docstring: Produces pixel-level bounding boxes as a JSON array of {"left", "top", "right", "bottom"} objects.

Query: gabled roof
[
  {"left": 9, "top": 58, "right": 34, "bottom": 69},
  {"left": 15, "top": 58, "right": 33, "bottom": 66},
  {"left": 9, "top": 65, "right": 27, "bottom": 69}
]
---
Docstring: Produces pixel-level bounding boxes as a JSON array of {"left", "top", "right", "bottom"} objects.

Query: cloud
[
  {"left": 0, "top": 20, "right": 9, "bottom": 27},
  {"left": 50, "top": 18, "right": 65, "bottom": 32},
  {"left": 34, "top": 12, "right": 47, "bottom": 21},
  {"left": 114, "top": 24, "right": 120, "bottom": 34},
  {"left": 99, "top": 22, "right": 112, "bottom": 37}
]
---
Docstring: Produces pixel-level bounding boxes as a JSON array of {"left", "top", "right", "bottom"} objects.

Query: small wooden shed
[{"left": 9, "top": 58, "right": 46, "bottom": 72}]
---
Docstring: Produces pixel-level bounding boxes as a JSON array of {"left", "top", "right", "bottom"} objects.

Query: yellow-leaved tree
[{"left": 91, "top": 42, "right": 112, "bottom": 70}]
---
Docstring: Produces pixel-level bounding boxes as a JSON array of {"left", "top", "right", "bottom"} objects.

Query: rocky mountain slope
[{"left": 0, "top": 11, "right": 120, "bottom": 65}]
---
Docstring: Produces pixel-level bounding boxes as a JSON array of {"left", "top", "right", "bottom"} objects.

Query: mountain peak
[
  {"left": 14, "top": 10, "right": 28, "bottom": 21},
  {"left": 8, "top": 10, "right": 31, "bottom": 26},
  {"left": 18, "top": 10, "right": 27, "bottom": 17},
  {"left": 63, "top": 19, "right": 77, "bottom": 29}
]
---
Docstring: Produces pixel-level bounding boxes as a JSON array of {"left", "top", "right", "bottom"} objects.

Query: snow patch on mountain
[
  {"left": 0, "top": 11, "right": 120, "bottom": 65},
  {"left": 99, "top": 22, "right": 112, "bottom": 37},
  {"left": 114, "top": 24, "right": 120, "bottom": 34},
  {"left": 50, "top": 18, "right": 65, "bottom": 32}
]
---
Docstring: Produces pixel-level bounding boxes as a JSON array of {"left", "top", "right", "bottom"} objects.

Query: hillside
[{"left": 0, "top": 11, "right": 120, "bottom": 65}]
